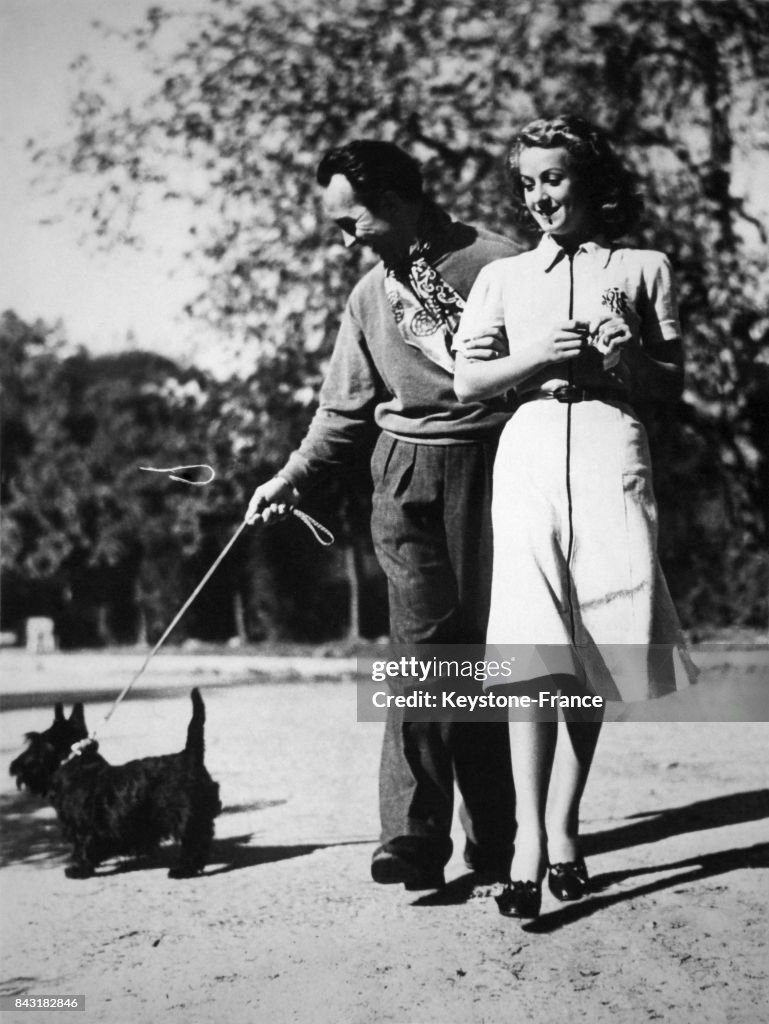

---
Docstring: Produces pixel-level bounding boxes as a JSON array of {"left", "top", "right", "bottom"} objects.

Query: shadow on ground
[
  {"left": 581, "top": 788, "right": 769, "bottom": 857},
  {"left": 0, "top": 977, "right": 41, "bottom": 999},
  {"left": 58, "top": 834, "right": 370, "bottom": 878},
  {"left": 0, "top": 790, "right": 69, "bottom": 867},
  {"left": 0, "top": 790, "right": 370, "bottom": 875},
  {"left": 411, "top": 788, "right": 769, "bottom": 913},
  {"left": 415, "top": 841, "right": 769, "bottom": 927},
  {"left": 522, "top": 842, "right": 769, "bottom": 934}
]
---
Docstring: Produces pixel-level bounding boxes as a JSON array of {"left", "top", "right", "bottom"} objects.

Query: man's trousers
[{"left": 370, "top": 433, "right": 515, "bottom": 870}]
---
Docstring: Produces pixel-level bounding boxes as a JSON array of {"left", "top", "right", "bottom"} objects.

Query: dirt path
[{"left": 1, "top": 652, "right": 767, "bottom": 1024}]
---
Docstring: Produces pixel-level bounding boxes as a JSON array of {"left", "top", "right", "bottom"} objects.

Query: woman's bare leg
[
  {"left": 545, "top": 709, "right": 603, "bottom": 864},
  {"left": 507, "top": 717, "right": 556, "bottom": 882}
]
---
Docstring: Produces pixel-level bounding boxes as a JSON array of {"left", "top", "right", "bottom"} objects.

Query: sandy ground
[{"left": 1, "top": 648, "right": 768, "bottom": 1024}]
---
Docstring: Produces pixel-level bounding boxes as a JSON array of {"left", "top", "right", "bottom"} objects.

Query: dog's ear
[
  {"left": 69, "top": 704, "right": 87, "bottom": 729},
  {"left": 54, "top": 703, "right": 65, "bottom": 722}
]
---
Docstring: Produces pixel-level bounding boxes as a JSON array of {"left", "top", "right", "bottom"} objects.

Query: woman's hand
[
  {"left": 454, "top": 326, "right": 507, "bottom": 362},
  {"left": 589, "top": 313, "right": 635, "bottom": 349},
  {"left": 455, "top": 319, "right": 584, "bottom": 403},
  {"left": 533, "top": 320, "right": 587, "bottom": 365},
  {"left": 587, "top": 314, "right": 636, "bottom": 369},
  {"left": 588, "top": 310, "right": 684, "bottom": 401}
]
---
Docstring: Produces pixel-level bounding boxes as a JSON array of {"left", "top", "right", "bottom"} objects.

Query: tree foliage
[
  {"left": 1, "top": 312, "right": 373, "bottom": 645},
  {"left": 27, "top": 0, "right": 769, "bottom": 630},
  {"left": 2, "top": 313, "right": 211, "bottom": 642}
]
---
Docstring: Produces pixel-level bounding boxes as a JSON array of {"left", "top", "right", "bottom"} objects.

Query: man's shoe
[
  {"left": 463, "top": 839, "right": 513, "bottom": 884},
  {"left": 371, "top": 848, "right": 445, "bottom": 891}
]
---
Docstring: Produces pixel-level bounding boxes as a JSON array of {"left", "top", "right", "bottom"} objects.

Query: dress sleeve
[
  {"left": 451, "top": 263, "right": 508, "bottom": 352},
  {"left": 638, "top": 253, "right": 681, "bottom": 347},
  {"left": 280, "top": 296, "right": 382, "bottom": 493}
]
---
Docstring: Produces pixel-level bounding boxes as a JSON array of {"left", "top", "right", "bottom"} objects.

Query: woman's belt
[{"left": 516, "top": 384, "right": 630, "bottom": 406}]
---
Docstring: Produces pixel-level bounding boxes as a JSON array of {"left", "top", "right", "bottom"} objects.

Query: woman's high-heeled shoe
[
  {"left": 547, "top": 857, "right": 589, "bottom": 901},
  {"left": 495, "top": 880, "right": 542, "bottom": 919}
]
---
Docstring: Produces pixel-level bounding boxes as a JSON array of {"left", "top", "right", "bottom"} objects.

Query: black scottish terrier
[{"left": 9, "top": 690, "right": 221, "bottom": 879}]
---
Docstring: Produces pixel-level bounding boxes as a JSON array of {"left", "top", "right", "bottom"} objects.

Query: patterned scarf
[{"left": 384, "top": 204, "right": 465, "bottom": 374}]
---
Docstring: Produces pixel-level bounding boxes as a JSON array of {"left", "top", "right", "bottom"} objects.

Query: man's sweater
[{"left": 281, "top": 221, "right": 520, "bottom": 494}]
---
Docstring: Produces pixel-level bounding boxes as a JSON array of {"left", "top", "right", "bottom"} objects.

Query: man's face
[{"left": 322, "top": 174, "right": 410, "bottom": 263}]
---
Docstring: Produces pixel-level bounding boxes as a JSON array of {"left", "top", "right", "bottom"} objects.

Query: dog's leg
[
  {"left": 64, "top": 836, "right": 98, "bottom": 879},
  {"left": 168, "top": 815, "right": 215, "bottom": 879},
  {"left": 65, "top": 861, "right": 95, "bottom": 879}
]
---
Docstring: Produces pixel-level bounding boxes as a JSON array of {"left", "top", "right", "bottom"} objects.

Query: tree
[
  {"left": 1, "top": 312, "right": 70, "bottom": 638},
  {"left": 1, "top": 313, "right": 372, "bottom": 645},
  {"left": 2, "top": 319, "right": 220, "bottom": 645},
  {"left": 34, "top": 0, "right": 769, "bottom": 629}
]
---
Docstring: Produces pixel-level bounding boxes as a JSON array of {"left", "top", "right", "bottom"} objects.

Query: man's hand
[
  {"left": 454, "top": 326, "right": 507, "bottom": 362},
  {"left": 245, "top": 476, "right": 299, "bottom": 525}
]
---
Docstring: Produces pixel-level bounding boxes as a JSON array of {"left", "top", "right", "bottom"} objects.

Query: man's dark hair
[{"left": 316, "top": 140, "right": 424, "bottom": 204}]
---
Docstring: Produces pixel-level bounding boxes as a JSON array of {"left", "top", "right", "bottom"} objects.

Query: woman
[{"left": 453, "top": 115, "right": 696, "bottom": 920}]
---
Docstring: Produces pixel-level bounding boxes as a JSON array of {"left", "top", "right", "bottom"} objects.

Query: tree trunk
[
  {"left": 233, "top": 589, "right": 247, "bottom": 645},
  {"left": 96, "top": 604, "right": 111, "bottom": 648},
  {"left": 700, "top": 30, "right": 734, "bottom": 250},
  {"left": 344, "top": 541, "right": 361, "bottom": 642},
  {"left": 134, "top": 576, "right": 149, "bottom": 647}
]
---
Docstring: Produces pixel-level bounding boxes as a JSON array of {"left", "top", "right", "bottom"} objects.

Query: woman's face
[{"left": 518, "top": 146, "right": 593, "bottom": 243}]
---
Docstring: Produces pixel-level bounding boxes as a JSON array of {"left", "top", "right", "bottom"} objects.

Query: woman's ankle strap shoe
[{"left": 547, "top": 857, "right": 589, "bottom": 901}]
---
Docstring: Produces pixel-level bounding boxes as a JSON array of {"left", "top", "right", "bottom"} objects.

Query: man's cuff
[{"left": 275, "top": 473, "right": 302, "bottom": 504}]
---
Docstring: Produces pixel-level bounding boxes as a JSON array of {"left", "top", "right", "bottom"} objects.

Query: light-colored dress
[{"left": 454, "top": 234, "right": 697, "bottom": 700}]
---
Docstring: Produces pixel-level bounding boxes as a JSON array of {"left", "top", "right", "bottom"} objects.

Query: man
[{"left": 247, "top": 140, "right": 518, "bottom": 890}]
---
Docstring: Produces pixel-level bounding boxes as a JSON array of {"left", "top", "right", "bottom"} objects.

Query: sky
[{"left": 0, "top": 0, "right": 213, "bottom": 361}]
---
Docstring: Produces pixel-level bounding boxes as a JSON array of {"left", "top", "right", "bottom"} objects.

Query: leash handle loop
[
  {"left": 291, "top": 509, "right": 335, "bottom": 546},
  {"left": 139, "top": 464, "right": 216, "bottom": 486}
]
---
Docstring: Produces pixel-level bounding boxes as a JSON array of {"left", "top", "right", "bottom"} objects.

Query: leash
[{"left": 79, "top": 507, "right": 334, "bottom": 748}]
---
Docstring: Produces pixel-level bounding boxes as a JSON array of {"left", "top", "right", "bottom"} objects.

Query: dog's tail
[{"left": 185, "top": 688, "right": 206, "bottom": 764}]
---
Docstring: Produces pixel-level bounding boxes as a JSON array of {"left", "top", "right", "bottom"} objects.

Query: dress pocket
[{"left": 622, "top": 469, "right": 658, "bottom": 538}]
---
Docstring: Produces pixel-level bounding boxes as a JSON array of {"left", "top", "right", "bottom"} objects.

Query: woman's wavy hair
[{"left": 507, "top": 115, "right": 643, "bottom": 239}]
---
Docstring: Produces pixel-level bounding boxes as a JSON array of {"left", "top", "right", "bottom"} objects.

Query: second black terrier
[{"left": 10, "top": 690, "right": 221, "bottom": 879}]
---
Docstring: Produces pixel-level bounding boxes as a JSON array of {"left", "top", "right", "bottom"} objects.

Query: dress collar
[{"left": 535, "top": 233, "right": 614, "bottom": 272}]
